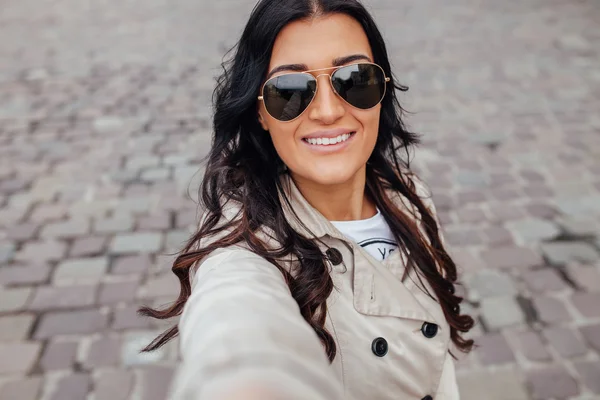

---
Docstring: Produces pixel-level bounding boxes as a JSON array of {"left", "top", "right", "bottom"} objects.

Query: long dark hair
[{"left": 140, "top": 0, "right": 474, "bottom": 360}]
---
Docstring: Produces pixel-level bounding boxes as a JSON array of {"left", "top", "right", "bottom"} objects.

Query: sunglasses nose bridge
[
  {"left": 312, "top": 72, "right": 338, "bottom": 98},
  {"left": 306, "top": 73, "right": 345, "bottom": 122}
]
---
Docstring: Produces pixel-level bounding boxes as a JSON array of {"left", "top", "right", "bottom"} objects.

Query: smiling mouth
[{"left": 302, "top": 132, "right": 356, "bottom": 146}]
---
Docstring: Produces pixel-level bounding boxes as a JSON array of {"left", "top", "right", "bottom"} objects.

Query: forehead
[{"left": 269, "top": 14, "right": 373, "bottom": 70}]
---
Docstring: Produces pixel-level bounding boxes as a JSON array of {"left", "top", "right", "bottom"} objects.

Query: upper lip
[{"left": 302, "top": 128, "right": 356, "bottom": 140}]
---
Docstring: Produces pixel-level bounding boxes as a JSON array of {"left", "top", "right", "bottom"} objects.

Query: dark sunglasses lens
[
  {"left": 332, "top": 64, "right": 386, "bottom": 109},
  {"left": 263, "top": 74, "right": 316, "bottom": 121}
]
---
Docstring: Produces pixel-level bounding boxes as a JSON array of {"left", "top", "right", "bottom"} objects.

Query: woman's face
[{"left": 258, "top": 14, "right": 381, "bottom": 188}]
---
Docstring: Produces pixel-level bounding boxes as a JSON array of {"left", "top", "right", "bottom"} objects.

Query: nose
[{"left": 307, "top": 74, "right": 345, "bottom": 124}]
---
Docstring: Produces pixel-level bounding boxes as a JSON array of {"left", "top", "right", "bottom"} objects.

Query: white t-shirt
[{"left": 330, "top": 209, "right": 398, "bottom": 261}]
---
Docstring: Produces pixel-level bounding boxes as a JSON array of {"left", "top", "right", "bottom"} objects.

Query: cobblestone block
[
  {"left": 39, "top": 340, "right": 78, "bottom": 370},
  {"left": 113, "top": 305, "right": 153, "bottom": 330},
  {"left": 40, "top": 218, "right": 90, "bottom": 238},
  {"left": 15, "top": 239, "right": 67, "bottom": 263},
  {"left": 574, "top": 361, "right": 600, "bottom": 394},
  {"left": 579, "top": 324, "right": 600, "bottom": 352},
  {"left": 141, "top": 167, "right": 170, "bottom": 181},
  {"left": 457, "top": 368, "right": 529, "bottom": 400},
  {"left": 29, "top": 204, "right": 68, "bottom": 223},
  {"left": 567, "top": 264, "right": 600, "bottom": 292},
  {"left": 137, "top": 365, "right": 175, "bottom": 400},
  {"left": 111, "top": 254, "right": 152, "bottom": 275},
  {"left": 69, "top": 236, "right": 107, "bottom": 257},
  {"left": 0, "top": 287, "right": 32, "bottom": 313},
  {"left": 98, "top": 280, "right": 139, "bottom": 304},
  {"left": 482, "top": 226, "right": 514, "bottom": 246},
  {"left": 93, "top": 214, "right": 135, "bottom": 233},
  {"left": 541, "top": 241, "right": 599, "bottom": 265},
  {"left": 481, "top": 245, "right": 543, "bottom": 269},
  {"left": 29, "top": 285, "right": 97, "bottom": 310},
  {"left": 475, "top": 333, "right": 515, "bottom": 365},
  {"left": 521, "top": 268, "right": 569, "bottom": 293},
  {"left": 480, "top": 297, "right": 525, "bottom": 330},
  {"left": 572, "top": 292, "right": 600, "bottom": 318},
  {"left": 48, "top": 373, "right": 90, "bottom": 400},
  {"left": 0, "top": 342, "right": 42, "bottom": 374},
  {"left": 444, "top": 229, "right": 484, "bottom": 247},
  {"left": 137, "top": 212, "right": 172, "bottom": 230},
  {"left": 109, "top": 169, "right": 138, "bottom": 184},
  {"left": 165, "top": 229, "right": 189, "bottom": 252},
  {"left": 176, "top": 208, "right": 199, "bottom": 230},
  {"left": 555, "top": 195, "right": 600, "bottom": 216},
  {"left": 35, "top": 309, "right": 109, "bottom": 338},
  {"left": 466, "top": 270, "right": 517, "bottom": 300},
  {"left": 559, "top": 218, "right": 600, "bottom": 237},
  {"left": 114, "top": 196, "right": 158, "bottom": 215},
  {"left": 126, "top": 155, "right": 160, "bottom": 170},
  {"left": 506, "top": 219, "right": 560, "bottom": 243},
  {"left": 164, "top": 154, "right": 193, "bottom": 166},
  {"left": 544, "top": 326, "right": 589, "bottom": 358},
  {"left": 456, "top": 171, "right": 488, "bottom": 188},
  {"left": 54, "top": 257, "right": 109, "bottom": 283},
  {"left": 93, "top": 370, "right": 134, "bottom": 400},
  {"left": 68, "top": 200, "right": 113, "bottom": 219},
  {"left": 0, "top": 242, "right": 15, "bottom": 264},
  {"left": 0, "top": 376, "right": 42, "bottom": 400},
  {"left": 93, "top": 116, "right": 123, "bottom": 133},
  {"left": 0, "top": 314, "right": 34, "bottom": 341},
  {"left": 109, "top": 232, "right": 163, "bottom": 254},
  {"left": 532, "top": 296, "right": 573, "bottom": 323},
  {"left": 5, "top": 222, "right": 38, "bottom": 241},
  {"left": 526, "top": 365, "right": 579, "bottom": 400},
  {"left": 0, "top": 264, "right": 51, "bottom": 286},
  {"left": 138, "top": 273, "right": 180, "bottom": 299},
  {"left": 82, "top": 336, "right": 121, "bottom": 368},
  {"left": 514, "top": 330, "right": 552, "bottom": 362}
]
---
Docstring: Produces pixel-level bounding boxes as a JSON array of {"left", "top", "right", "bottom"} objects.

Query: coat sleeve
[{"left": 168, "top": 248, "right": 344, "bottom": 400}]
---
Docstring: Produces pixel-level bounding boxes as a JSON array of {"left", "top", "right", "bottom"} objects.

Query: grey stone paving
[{"left": 0, "top": 0, "right": 599, "bottom": 399}]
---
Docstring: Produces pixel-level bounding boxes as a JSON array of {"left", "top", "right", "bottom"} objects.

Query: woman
[{"left": 140, "top": 0, "right": 474, "bottom": 399}]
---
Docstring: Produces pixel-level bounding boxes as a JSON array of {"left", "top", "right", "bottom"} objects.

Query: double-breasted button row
[{"left": 371, "top": 323, "right": 438, "bottom": 357}]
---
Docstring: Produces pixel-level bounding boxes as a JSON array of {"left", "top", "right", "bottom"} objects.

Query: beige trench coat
[{"left": 169, "top": 174, "right": 460, "bottom": 400}]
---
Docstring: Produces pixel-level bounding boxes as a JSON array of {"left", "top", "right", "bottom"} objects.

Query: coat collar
[
  {"left": 278, "top": 173, "right": 440, "bottom": 326},
  {"left": 278, "top": 173, "right": 418, "bottom": 241}
]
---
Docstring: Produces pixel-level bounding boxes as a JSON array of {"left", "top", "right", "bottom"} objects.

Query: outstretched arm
[{"left": 169, "top": 249, "right": 344, "bottom": 400}]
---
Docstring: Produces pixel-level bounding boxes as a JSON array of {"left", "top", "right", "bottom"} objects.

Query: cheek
[
  {"left": 267, "top": 125, "right": 299, "bottom": 161},
  {"left": 355, "top": 108, "right": 381, "bottom": 145}
]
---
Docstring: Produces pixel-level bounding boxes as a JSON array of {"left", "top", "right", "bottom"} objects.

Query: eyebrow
[{"left": 265, "top": 54, "right": 372, "bottom": 80}]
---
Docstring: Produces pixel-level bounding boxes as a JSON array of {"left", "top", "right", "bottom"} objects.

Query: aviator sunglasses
[{"left": 258, "top": 62, "right": 390, "bottom": 122}]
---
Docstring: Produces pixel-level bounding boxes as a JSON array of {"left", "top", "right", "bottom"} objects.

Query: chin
[{"left": 297, "top": 165, "right": 360, "bottom": 187}]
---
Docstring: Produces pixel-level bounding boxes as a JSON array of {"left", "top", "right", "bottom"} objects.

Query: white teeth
[{"left": 305, "top": 132, "right": 353, "bottom": 146}]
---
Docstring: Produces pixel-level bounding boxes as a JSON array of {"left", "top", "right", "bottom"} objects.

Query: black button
[
  {"left": 421, "top": 322, "right": 438, "bottom": 338},
  {"left": 371, "top": 337, "right": 388, "bottom": 357},
  {"left": 422, "top": 396, "right": 433, "bottom": 400},
  {"left": 326, "top": 248, "right": 343, "bottom": 266}
]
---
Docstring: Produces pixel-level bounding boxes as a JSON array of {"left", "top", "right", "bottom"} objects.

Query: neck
[{"left": 290, "top": 167, "right": 377, "bottom": 221}]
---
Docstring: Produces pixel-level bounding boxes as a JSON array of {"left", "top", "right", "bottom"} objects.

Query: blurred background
[{"left": 0, "top": 0, "right": 599, "bottom": 399}]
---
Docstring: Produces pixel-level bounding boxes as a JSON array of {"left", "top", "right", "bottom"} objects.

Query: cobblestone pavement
[{"left": 0, "top": 0, "right": 599, "bottom": 399}]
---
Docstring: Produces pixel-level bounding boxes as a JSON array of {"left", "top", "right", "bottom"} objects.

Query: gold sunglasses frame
[{"left": 257, "top": 62, "right": 391, "bottom": 122}]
